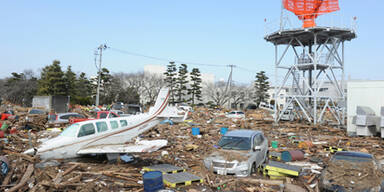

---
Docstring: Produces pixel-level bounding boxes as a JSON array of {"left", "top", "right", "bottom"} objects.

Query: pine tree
[
  {"left": 90, "top": 68, "right": 113, "bottom": 105},
  {"left": 176, "top": 64, "right": 188, "bottom": 103},
  {"left": 188, "top": 68, "right": 202, "bottom": 105},
  {"left": 74, "top": 72, "right": 92, "bottom": 105},
  {"left": 254, "top": 71, "right": 270, "bottom": 107},
  {"left": 64, "top": 65, "right": 77, "bottom": 98},
  {"left": 38, "top": 60, "right": 66, "bottom": 96},
  {"left": 163, "top": 61, "right": 177, "bottom": 104},
  {"left": 99, "top": 68, "right": 113, "bottom": 104}
]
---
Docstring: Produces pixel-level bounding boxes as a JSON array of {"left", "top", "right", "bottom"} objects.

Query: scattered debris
[{"left": 0, "top": 106, "right": 383, "bottom": 191}]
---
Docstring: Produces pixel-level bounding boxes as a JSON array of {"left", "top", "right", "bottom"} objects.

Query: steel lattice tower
[{"left": 265, "top": 27, "right": 356, "bottom": 125}]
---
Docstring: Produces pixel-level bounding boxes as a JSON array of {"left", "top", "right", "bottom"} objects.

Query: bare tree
[
  {"left": 203, "top": 81, "right": 230, "bottom": 107},
  {"left": 1, "top": 70, "right": 38, "bottom": 106},
  {"left": 115, "top": 72, "right": 165, "bottom": 106},
  {"left": 142, "top": 73, "right": 165, "bottom": 105},
  {"left": 229, "top": 85, "right": 246, "bottom": 109}
]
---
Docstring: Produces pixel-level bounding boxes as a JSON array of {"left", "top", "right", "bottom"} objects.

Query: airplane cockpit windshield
[{"left": 60, "top": 123, "right": 80, "bottom": 137}]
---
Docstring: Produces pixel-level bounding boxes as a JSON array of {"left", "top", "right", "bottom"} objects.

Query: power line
[
  {"left": 109, "top": 47, "right": 227, "bottom": 68},
  {"left": 109, "top": 47, "right": 264, "bottom": 73},
  {"left": 107, "top": 46, "right": 262, "bottom": 84},
  {"left": 236, "top": 66, "right": 258, "bottom": 74}
]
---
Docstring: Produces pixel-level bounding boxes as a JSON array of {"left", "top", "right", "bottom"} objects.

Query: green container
[
  {"left": 0, "top": 123, "right": 8, "bottom": 131},
  {"left": 271, "top": 141, "right": 278, "bottom": 149}
]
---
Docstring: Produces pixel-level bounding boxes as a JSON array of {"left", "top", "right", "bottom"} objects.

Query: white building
[
  {"left": 267, "top": 87, "right": 289, "bottom": 110},
  {"left": 144, "top": 65, "right": 166, "bottom": 76},
  {"left": 347, "top": 80, "right": 384, "bottom": 135}
]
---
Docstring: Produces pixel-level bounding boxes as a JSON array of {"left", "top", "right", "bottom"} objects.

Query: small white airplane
[{"left": 24, "top": 88, "right": 187, "bottom": 160}]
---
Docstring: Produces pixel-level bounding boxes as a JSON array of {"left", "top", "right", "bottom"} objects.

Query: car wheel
[
  {"left": 251, "top": 162, "right": 257, "bottom": 175},
  {"left": 264, "top": 150, "right": 269, "bottom": 164}
]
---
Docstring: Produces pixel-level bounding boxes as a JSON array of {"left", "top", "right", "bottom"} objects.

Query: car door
[
  {"left": 253, "top": 135, "right": 263, "bottom": 164},
  {"left": 254, "top": 134, "right": 267, "bottom": 165},
  {"left": 259, "top": 134, "right": 268, "bottom": 161}
]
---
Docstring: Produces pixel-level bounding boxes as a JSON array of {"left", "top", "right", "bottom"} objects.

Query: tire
[
  {"left": 251, "top": 162, "right": 257, "bottom": 175},
  {"left": 264, "top": 150, "right": 269, "bottom": 164}
]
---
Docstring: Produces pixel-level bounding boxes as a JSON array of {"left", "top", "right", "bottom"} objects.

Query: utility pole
[
  {"left": 225, "top": 64, "right": 236, "bottom": 109},
  {"left": 95, "top": 44, "right": 108, "bottom": 107},
  {"left": 225, "top": 65, "right": 235, "bottom": 93}
]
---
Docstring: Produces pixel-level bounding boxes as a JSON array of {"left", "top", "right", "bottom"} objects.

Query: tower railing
[{"left": 264, "top": 11, "right": 357, "bottom": 35}]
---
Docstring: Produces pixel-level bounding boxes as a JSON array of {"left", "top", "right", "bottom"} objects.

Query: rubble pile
[
  {"left": 0, "top": 105, "right": 383, "bottom": 191},
  {"left": 324, "top": 160, "right": 383, "bottom": 190}
]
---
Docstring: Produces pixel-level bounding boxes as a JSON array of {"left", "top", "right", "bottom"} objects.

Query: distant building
[
  {"left": 144, "top": 65, "right": 166, "bottom": 76},
  {"left": 267, "top": 87, "right": 289, "bottom": 110}
]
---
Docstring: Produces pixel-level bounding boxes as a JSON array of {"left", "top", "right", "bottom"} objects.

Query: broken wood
[
  {"left": 285, "top": 183, "right": 307, "bottom": 192},
  {"left": 7, "top": 151, "right": 35, "bottom": 162},
  {"left": 7, "top": 163, "right": 34, "bottom": 192},
  {"left": 307, "top": 174, "right": 317, "bottom": 184},
  {"left": 303, "top": 183, "right": 315, "bottom": 192},
  {"left": 1, "top": 162, "right": 15, "bottom": 186},
  {"left": 239, "top": 178, "right": 284, "bottom": 185},
  {"left": 212, "top": 179, "right": 235, "bottom": 187},
  {"left": 103, "top": 172, "right": 137, "bottom": 182},
  {"left": 53, "top": 172, "right": 64, "bottom": 186},
  {"left": 63, "top": 164, "right": 79, "bottom": 176}
]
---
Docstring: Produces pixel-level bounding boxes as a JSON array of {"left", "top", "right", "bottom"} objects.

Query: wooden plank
[
  {"left": 239, "top": 178, "right": 284, "bottom": 185},
  {"left": 52, "top": 165, "right": 78, "bottom": 187},
  {"left": 1, "top": 162, "right": 15, "bottom": 185},
  {"left": 63, "top": 164, "right": 79, "bottom": 176},
  {"left": 53, "top": 172, "right": 64, "bottom": 186},
  {"left": 7, "top": 163, "right": 34, "bottom": 192},
  {"left": 7, "top": 152, "right": 35, "bottom": 162}
]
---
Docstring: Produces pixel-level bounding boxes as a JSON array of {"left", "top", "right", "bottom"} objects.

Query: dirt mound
[{"left": 324, "top": 160, "right": 383, "bottom": 190}]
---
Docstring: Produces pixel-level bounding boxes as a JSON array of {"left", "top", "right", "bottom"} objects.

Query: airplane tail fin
[{"left": 150, "top": 87, "right": 170, "bottom": 115}]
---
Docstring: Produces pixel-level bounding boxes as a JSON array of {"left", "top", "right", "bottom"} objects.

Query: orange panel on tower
[{"left": 283, "top": 0, "right": 340, "bottom": 28}]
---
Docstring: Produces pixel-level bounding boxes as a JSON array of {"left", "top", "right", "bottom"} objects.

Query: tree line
[
  {"left": 0, "top": 59, "right": 271, "bottom": 109},
  {"left": 0, "top": 60, "right": 140, "bottom": 107},
  {"left": 163, "top": 61, "right": 271, "bottom": 108}
]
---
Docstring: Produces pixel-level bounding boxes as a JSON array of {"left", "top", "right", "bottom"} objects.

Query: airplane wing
[{"left": 76, "top": 140, "right": 168, "bottom": 154}]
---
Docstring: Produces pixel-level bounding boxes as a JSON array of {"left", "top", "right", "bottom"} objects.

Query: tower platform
[{"left": 265, "top": 27, "right": 356, "bottom": 46}]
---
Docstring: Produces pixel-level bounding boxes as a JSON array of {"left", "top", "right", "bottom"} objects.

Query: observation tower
[{"left": 265, "top": 0, "right": 356, "bottom": 125}]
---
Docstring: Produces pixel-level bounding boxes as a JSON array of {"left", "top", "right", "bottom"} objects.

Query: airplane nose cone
[{"left": 24, "top": 148, "right": 35, "bottom": 155}]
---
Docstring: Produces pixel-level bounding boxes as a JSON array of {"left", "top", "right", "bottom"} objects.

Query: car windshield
[
  {"left": 218, "top": 136, "right": 251, "bottom": 150},
  {"left": 30, "top": 109, "right": 44, "bottom": 114},
  {"left": 60, "top": 123, "right": 80, "bottom": 137}
]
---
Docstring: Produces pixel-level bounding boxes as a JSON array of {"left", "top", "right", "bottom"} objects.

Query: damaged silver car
[
  {"left": 319, "top": 151, "right": 384, "bottom": 192},
  {"left": 203, "top": 129, "right": 268, "bottom": 177}
]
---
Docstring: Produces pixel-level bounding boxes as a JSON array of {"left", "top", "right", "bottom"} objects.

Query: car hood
[
  {"left": 321, "top": 160, "right": 384, "bottom": 191},
  {"left": 206, "top": 148, "right": 251, "bottom": 162}
]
